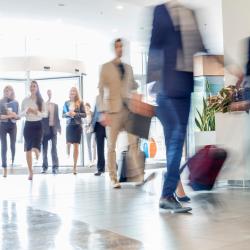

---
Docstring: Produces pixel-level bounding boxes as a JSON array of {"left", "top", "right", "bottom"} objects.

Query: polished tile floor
[{"left": 0, "top": 170, "right": 250, "bottom": 250}]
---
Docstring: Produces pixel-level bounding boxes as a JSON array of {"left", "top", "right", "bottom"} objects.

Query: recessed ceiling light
[
  {"left": 116, "top": 5, "right": 124, "bottom": 10},
  {"left": 58, "top": 3, "right": 65, "bottom": 7}
]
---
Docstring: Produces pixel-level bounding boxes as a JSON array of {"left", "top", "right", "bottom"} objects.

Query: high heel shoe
[
  {"left": 28, "top": 174, "right": 33, "bottom": 181},
  {"left": 73, "top": 167, "right": 77, "bottom": 175},
  {"left": 175, "top": 194, "right": 191, "bottom": 202},
  {"left": 3, "top": 168, "right": 7, "bottom": 178}
]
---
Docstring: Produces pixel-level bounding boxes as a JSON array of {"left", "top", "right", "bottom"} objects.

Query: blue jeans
[{"left": 156, "top": 95, "right": 191, "bottom": 198}]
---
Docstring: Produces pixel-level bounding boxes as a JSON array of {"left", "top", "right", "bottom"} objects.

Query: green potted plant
[{"left": 194, "top": 85, "right": 236, "bottom": 151}]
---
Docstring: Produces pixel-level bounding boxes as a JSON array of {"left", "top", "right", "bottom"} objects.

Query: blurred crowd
[{"left": 0, "top": 0, "right": 248, "bottom": 213}]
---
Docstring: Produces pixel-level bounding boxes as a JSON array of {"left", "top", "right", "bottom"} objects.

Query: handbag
[
  {"left": 128, "top": 93, "right": 156, "bottom": 118},
  {"left": 125, "top": 113, "right": 152, "bottom": 139},
  {"left": 124, "top": 93, "right": 156, "bottom": 139}
]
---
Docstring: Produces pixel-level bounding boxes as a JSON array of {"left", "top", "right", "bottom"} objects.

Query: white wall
[
  {"left": 0, "top": 18, "right": 113, "bottom": 107},
  {"left": 222, "top": 0, "right": 250, "bottom": 67}
]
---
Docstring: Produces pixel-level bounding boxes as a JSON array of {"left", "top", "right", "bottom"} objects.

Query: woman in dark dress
[
  {"left": 63, "top": 87, "right": 86, "bottom": 174},
  {"left": 21, "top": 81, "right": 46, "bottom": 180}
]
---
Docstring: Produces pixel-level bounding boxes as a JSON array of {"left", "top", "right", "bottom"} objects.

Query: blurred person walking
[
  {"left": 92, "top": 96, "right": 106, "bottom": 176},
  {"left": 41, "top": 90, "right": 61, "bottom": 175},
  {"left": 0, "top": 86, "right": 19, "bottom": 177},
  {"left": 63, "top": 87, "right": 86, "bottom": 175},
  {"left": 21, "top": 81, "right": 46, "bottom": 180},
  {"left": 147, "top": 1, "right": 206, "bottom": 212},
  {"left": 98, "top": 38, "right": 142, "bottom": 188},
  {"left": 84, "top": 103, "right": 96, "bottom": 167}
]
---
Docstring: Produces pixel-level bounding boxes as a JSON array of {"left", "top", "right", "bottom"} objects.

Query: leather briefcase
[{"left": 128, "top": 93, "right": 156, "bottom": 118}]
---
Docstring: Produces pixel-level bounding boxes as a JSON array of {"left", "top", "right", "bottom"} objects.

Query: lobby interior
[{"left": 0, "top": 0, "right": 250, "bottom": 250}]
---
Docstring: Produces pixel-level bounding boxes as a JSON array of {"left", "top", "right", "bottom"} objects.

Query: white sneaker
[{"left": 111, "top": 181, "right": 121, "bottom": 189}]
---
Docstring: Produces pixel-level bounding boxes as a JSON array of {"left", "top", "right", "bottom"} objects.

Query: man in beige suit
[{"left": 98, "top": 38, "right": 143, "bottom": 188}]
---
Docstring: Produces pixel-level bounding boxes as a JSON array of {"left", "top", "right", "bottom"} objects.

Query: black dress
[
  {"left": 63, "top": 101, "right": 86, "bottom": 144},
  {"left": 24, "top": 120, "right": 43, "bottom": 151}
]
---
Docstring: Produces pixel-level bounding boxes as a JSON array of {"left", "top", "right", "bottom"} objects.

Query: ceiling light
[
  {"left": 116, "top": 5, "right": 124, "bottom": 10},
  {"left": 58, "top": 3, "right": 65, "bottom": 7}
]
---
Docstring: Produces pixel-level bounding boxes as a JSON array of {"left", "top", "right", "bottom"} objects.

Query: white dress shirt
[{"left": 21, "top": 96, "right": 47, "bottom": 121}]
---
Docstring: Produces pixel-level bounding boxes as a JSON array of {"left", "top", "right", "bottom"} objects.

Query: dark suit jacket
[
  {"left": 42, "top": 103, "right": 61, "bottom": 136},
  {"left": 246, "top": 38, "right": 250, "bottom": 76},
  {"left": 147, "top": 4, "right": 204, "bottom": 98},
  {"left": 91, "top": 106, "right": 99, "bottom": 132},
  {"left": 91, "top": 106, "right": 106, "bottom": 134}
]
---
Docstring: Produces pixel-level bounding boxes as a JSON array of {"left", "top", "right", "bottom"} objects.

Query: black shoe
[
  {"left": 41, "top": 169, "right": 47, "bottom": 174},
  {"left": 52, "top": 168, "right": 58, "bottom": 175},
  {"left": 94, "top": 171, "right": 104, "bottom": 176},
  {"left": 159, "top": 196, "right": 192, "bottom": 213},
  {"left": 175, "top": 194, "right": 191, "bottom": 203}
]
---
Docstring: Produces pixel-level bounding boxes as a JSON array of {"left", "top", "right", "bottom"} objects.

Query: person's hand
[
  {"left": 100, "top": 113, "right": 111, "bottom": 127},
  {"left": 31, "top": 108, "right": 38, "bottom": 115},
  {"left": 69, "top": 111, "right": 76, "bottom": 117},
  {"left": 26, "top": 107, "right": 34, "bottom": 114},
  {"left": 9, "top": 112, "right": 17, "bottom": 119},
  {"left": 227, "top": 65, "right": 244, "bottom": 89}
]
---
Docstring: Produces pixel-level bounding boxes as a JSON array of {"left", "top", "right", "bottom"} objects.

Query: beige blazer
[{"left": 98, "top": 60, "right": 138, "bottom": 113}]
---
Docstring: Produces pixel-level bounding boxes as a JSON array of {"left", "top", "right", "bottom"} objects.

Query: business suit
[
  {"left": 246, "top": 38, "right": 250, "bottom": 77},
  {"left": 91, "top": 106, "right": 106, "bottom": 173},
  {"left": 42, "top": 102, "right": 61, "bottom": 171},
  {"left": 98, "top": 59, "right": 143, "bottom": 182},
  {"left": 148, "top": 3, "right": 204, "bottom": 198}
]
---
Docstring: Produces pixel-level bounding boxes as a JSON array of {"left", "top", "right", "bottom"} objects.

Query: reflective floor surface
[{"left": 0, "top": 170, "right": 250, "bottom": 250}]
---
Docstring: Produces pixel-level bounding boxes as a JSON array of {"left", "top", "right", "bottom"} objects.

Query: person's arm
[
  {"left": 130, "top": 66, "right": 138, "bottom": 92},
  {"left": 19, "top": 98, "right": 28, "bottom": 117},
  {"left": 98, "top": 65, "right": 106, "bottom": 113},
  {"left": 91, "top": 107, "right": 97, "bottom": 127},
  {"left": 62, "top": 102, "right": 71, "bottom": 118},
  {"left": 75, "top": 102, "right": 86, "bottom": 119},
  {"left": 0, "top": 113, "right": 10, "bottom": 120},
  {"left": 13, "top": 101, "right": 20, "bottom": 120},
  {"left": 55, "top": 104, "right": 61, "bottom": 133},
  {"left": 36, "top": 102, "right": 47, "bottom": 119},
  {"left": 147, "top": 6, "right": 166, "bottom": 84},
  {"left": 0, "top": 102, "right": 10, "bottom": 120}
]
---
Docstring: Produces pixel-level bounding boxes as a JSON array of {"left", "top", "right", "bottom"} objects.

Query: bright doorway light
[{"left": 116, "top": 5, "right": 124, "bottom": 10}]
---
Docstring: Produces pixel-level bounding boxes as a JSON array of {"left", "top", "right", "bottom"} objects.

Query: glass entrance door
[
  {"left": 36, "top": 76, "right": 84, "bottom": 167},
  {"left": 0, "top": 75, "right": 85, "bottom": 168}
]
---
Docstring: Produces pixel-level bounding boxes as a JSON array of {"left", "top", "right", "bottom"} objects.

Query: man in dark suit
[
  {"left": 147, "top": 1, "right": 206, "bottom": 213},
  {"left": 246, "top": 38, "right": 250, "bottom": 79},
  {"left": 91, "top": 96, "right": 106, "bottom": 176},
  {"left": 41, "top": 90, "right": 61, "bottom": 174}
]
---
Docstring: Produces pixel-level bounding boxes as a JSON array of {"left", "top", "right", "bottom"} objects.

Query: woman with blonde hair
[
  {"left": 21, "top": 81, "right": 46, "bottom": 180},
  {"left": 0, "top": 85, "right": 19, "bottom": 177},
  {"left": 63, "top": 87, "right": 86, "bottom": 174}
]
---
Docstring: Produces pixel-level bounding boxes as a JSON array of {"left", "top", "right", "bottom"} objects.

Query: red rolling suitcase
[{"left": 180, "top": 145, "right": 227, "bottom": 191}]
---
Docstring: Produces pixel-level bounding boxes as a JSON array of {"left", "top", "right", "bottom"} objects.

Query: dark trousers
[
  {"left": 156, "top": 95, "right": 191, "bottom": 198},
  {"left": 42, "top": 127, "right": 59, "bottom": 170},
  {"left": 0, "top": 123, "right": 17, "bottom": 168},
  {"left": 95, "top": 122, "right": 106, "bottom": 172}
]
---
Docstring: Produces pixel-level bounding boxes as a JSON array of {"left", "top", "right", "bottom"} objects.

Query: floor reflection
[{"left": 0, "top": 202, "right": 143, "bottom": 250}]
